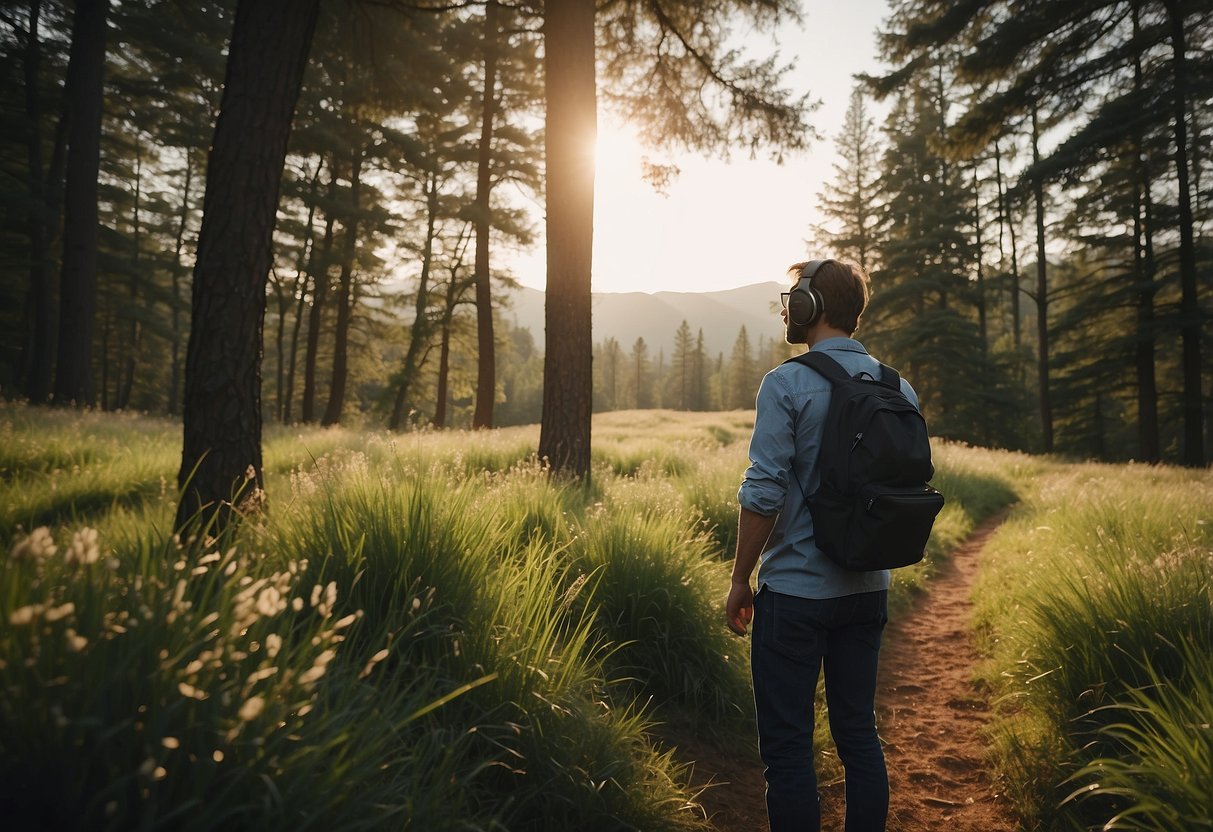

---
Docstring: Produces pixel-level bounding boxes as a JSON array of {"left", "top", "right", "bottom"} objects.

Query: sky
[{"left": 505, "top": 0, "right": 893, "bottom": 295}]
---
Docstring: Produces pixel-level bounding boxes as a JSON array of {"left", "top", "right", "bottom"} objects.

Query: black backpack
[{"left": 786, "top": 351, "right": 945, "bottom": 571}]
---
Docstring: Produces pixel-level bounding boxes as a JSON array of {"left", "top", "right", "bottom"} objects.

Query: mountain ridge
[{"left": 503, "top": 281, "right": 786, "bottom": 358}]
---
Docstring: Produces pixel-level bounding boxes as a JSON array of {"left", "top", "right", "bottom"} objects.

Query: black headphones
[{"left": 786, "top": 259, "right": 833, "bottom": 327}]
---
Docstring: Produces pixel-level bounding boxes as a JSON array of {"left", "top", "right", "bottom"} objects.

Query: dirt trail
[{"left": 680, "top": 512, "right": 1019, "bottom": 832}]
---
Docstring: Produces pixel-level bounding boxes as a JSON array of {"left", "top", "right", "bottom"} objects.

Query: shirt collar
[{"left": 810, "top": 336, "right": 869, "bottom": 354}]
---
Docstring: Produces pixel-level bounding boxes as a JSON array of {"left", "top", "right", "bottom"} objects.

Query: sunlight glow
[{"left": 505, "top": 1, "right": 894, "bottom": 296}]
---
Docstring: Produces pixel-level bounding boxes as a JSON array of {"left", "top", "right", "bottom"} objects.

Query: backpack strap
[
  {"left": 879, "top": 363, "right": 901, "bottom": 390},
  {"left": 784, "top": 350, "right": 849, "bottom": 384},
  {"left": 785, "top": 350, "right": 902, "bottom": 391}
]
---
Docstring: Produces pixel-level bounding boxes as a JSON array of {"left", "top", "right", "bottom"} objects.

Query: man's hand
[{"left": 726, "top": 580, "right": 754, "bottom": 636}]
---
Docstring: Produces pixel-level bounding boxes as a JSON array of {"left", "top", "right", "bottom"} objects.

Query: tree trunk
[
  {"left": 117, "top": 137, "right": 143, "bottom": 411},
  {"left": 22, "top": 0, "right": 55, "bottom": 404},
  {"left": 53, "top": 0, "right": 108, "bottom": 407},
  {"left": 1162, "top": 0, "right": 1204, "bottom": 466},
  {"left": 538, "top": 0, "right": 596, "bottom": 478},
  {"left": 271, "top": 270, "right": 288, "bottom": 422},
  {"left": 176, "top": 0, "right": 320, "bottom": 530},
  {"left": 99, "top": 305, "right": 111, "bottom": 410},
  {"left": 972, "top": 165, "right": 987, "bottom": 353},
  {"left": 301, "top": 160, "right": 338, "bottom": 423},
  {"left": 433, "top": 271, "right": 461, "bottom": 430},
  {"left": 472, "top": 0, "right": 501, "bottom": 429},
  {"left": 1031, "top": 104, "right": 1053, "bottom": 453},
  {"left": 1131, "top": 3, "right": 1160, "bottom": 463},
  {"left": 169, "top": 148, "right": 193, "bottom": 416},
  {"left": 321, "top": 146, "right": 363, "bottom": 427},
  {"left": 390, "top": 169, "right": 440, "bottom": 430},
  {"left": 284, "top": 159, "right": 322, "bottom": 424}
]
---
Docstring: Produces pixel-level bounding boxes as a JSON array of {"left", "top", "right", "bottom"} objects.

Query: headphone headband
[{"left": 799, "top": 259, "right": 834, "bottom": 281}]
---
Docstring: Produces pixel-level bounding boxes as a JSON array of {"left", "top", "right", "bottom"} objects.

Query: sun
[{"left": 593, "top": 120, "right": 645, "bottom": 180}]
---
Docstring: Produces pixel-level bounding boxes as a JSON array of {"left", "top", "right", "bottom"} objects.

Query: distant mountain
[{"left": 502, "top": 281, "right": 787, "bottom": 358}]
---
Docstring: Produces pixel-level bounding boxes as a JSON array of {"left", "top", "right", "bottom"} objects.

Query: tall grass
[
  {"left": 971, "top": 462, "right": 1213, "bottom": 830},
  {"left": 1, "top": 404, "right": 1027, "bottom": 828}
]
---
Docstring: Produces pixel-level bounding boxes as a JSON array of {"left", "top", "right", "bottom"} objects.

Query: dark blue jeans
[{"left": 751, "top": 586, "right": 889, "bottom": 832}]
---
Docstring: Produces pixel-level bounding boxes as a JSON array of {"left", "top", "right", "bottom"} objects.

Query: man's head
[{"left": 782, "top": 259, "right": 870, "bottom": 344}]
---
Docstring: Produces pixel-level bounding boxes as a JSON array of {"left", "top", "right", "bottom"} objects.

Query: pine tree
[
  {"left": 670, "top": 319, "right": 694, "bottom": 410},
  {"left": 728, "top": 325, "right": 756, "bottom": 410},
  {"left": 866, "top": 69, "right": 991, "bottom": 443},
  {"left": 812, "top": 85, "right": 884, "bottom": 272},
  {"left": 629, "top": 336, "right": 652, "bottom": 409}
]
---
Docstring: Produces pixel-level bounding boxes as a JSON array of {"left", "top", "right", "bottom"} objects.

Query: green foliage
[
  {"left": 972, "top": 462, "right": 1213, "bottom": 830},
  {"left": 0, "top": 404, "right": 1035, "bottom": 827},
  {"left": 571, "top": 505, "right": 750, "bottom": 721}
]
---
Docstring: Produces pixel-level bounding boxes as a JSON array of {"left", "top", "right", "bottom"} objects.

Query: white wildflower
[
  {"left": 247, "top": 666, "right": 277, "bottom": 684},
  {"left": 10, "top": 526, "right": 56, "bottom": 562},
  {"left": 238, "top": 696, "right": 265, "bottom": 722},
  {"left": 44, "top": 602, "right": 76, "bottom": 623},
  {"left": 63, "top": 527, "right": 100, "bottom": 565},
  {"left": 178, "top": 682, "right": 207, "bottom": 701},
  {"left": 65, "top": 629, "right": 88, "bottom": 652},
  {"left": 299, "top": 649, "right": 336, "bottom": 687},
  {"left": 359, "top": 648, "right": 390, "bottom": 679},
  {"left": 9, "top": 604, "right": 43, "bottom": 626}
]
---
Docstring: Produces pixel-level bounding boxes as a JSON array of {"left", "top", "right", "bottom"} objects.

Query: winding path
[{"left": 684, "top": 511, "right": 1020, "bottom": 831}]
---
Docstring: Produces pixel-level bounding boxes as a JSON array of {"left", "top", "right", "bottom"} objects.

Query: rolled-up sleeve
[{"left": 738, "top": 370, "right": 797, "bottom": 516}]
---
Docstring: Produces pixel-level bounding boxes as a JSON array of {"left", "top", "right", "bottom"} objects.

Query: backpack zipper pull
[{"left": 852, "top": 432, "right": 864, "bottom": 450}]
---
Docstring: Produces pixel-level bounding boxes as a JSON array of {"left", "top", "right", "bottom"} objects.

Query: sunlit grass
[
  {"left": 971, "top": 461, "right": 1213, "bottom": 830},
  {"left": 1, "top": 402, "right": 1037, "bottom": 827}
]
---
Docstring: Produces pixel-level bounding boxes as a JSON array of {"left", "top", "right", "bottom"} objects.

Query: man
[{"left": 727, "top": 258, "right": 920, "bottom": 832}]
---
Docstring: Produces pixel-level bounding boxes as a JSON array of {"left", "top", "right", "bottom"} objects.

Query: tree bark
[
  {"left": 1162, "top": 0, "right": 1204, "bottom": 466},
  {"left": 284, "top": 159, "right": 322, "bottom": 424},
  {"left": 992, "top": 138, "right": 1025, "bottom": 365},
  {"left": 169, "top": 148, "right": 193, "bottom": 416},
  {"left": 53, "top": 0, "right": 109, "bottom": 406},
  {"left": 433, "top": 270, "right": 461, "bottom": 429},
  {"left": 972, "top": 165, "right": 987, "bottom": 354},
  {"left": 117, "top": 137, "right": 143, "bottom": 411},
  {"left": 472, "top": 0, "right": 501, "bottom": 429},
  {"left": 1030, "top": 103, "right": 1053, "bottom": 453},
  {"left": 271, "top": 269, "right": 288, "bottom": 422},
  {"left": 1131, "top": 3, "right": 1159, "bottom": 463},
  {"left": 538, "top": 0, "right": 596, "bottom": 478},
  {"left": 176, "top": 0, "right": 320, "bottom": 530},
  {"left": 301, "top": 159, "right": 338, "bottom": 423},
  {"left": 22, "top": 0, "right": 55, "bottom": 404},
  {"left": 390, "top": 168, "right": 440, "bottom": 430},
  {"left": 321, "top": 146, "right": 364, "bottom": 427}
]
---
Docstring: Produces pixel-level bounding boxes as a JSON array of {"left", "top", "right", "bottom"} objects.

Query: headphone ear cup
[{"left": 787, "top": 285, "right": 821, "bottom": 327}]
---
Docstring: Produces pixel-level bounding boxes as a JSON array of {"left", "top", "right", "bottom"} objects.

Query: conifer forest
[
  {"left": 2, "top": 4, "right": 1213, "bottom": 830},
  {"left": 0, "top": 0, "right": 1210, "bottom": 511}
]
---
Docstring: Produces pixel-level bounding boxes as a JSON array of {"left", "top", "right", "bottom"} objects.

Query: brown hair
[{"left": 786, "top": 260, "right": 870, "bottom": 335}]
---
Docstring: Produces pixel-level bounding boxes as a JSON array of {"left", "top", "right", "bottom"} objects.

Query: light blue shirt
[{"left": 737, "top": 337, "right": 921, "bottom": 599}]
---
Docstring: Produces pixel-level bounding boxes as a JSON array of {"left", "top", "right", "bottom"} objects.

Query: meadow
[
  {"left": 972, "top": 460, "right": 1213, "bottom": 831},
  {"left": 0, "top": 403, "right": 1206, "bottom": 830}
]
